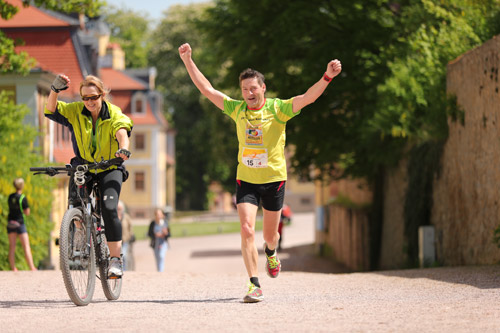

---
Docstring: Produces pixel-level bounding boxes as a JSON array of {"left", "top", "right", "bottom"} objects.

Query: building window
[
  {"left": 135, "top": 171, "right": 145, "bottom": 191},
  {"left": 135, "top": 133, "right": 145, "bottom": 150},
  {"left": 135, "top": 99, "right": 143, "bottom": 113},
  {"left": 132, "top": 92, "right": 146, "bottom": 115}
]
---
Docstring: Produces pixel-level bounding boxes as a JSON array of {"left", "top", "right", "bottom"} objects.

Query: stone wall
[
  {"left": 432, "top": 35, "right": 500, "bottom": 265},
  {"left": 327, "top": 204, "right": 370, "bottom": 271},
  {"left": 379, "top": 159, "right": 409, "bottom": 269},
  {"left": 318, "top": 178, "right": 372, "bottom": 271},
  {"left": 319, "top": 35, "right": 500, "bottom": 269}
]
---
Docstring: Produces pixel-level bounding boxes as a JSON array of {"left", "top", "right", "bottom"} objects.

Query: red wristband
[{"left": 323, "top": 73, "right": 332, "bottom": 82}]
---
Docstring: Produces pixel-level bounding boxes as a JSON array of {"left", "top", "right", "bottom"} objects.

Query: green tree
[
  {"left": 374, "top": 0, "right": 500, "bottom": 265},
  {"left": 198, "top": 0, "right": 500, "bottom": 267},
  {"left": 200, "top": 0, "right": 400, "bottom": 180},
  {"left": 0, "top": 92, "right": 55, "bottom": 270},
  {"left": 103, "top": 5, "right": 152, "bottom": 68},
  {"left": 149, "top": 3, "right": 237, "bottom": 210},
  {"left": 200, "top": 0, "right": 500, "bottom": 179}
]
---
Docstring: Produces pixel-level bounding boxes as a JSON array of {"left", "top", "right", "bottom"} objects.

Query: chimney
[
  {"left": 79, "top": 12, "right": 85, "bottom": 31},
  {"left": 149, "top": 67, "right": 157, "bottom": 90}
]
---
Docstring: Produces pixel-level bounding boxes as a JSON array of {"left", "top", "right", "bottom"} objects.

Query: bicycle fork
[
  {"left": 93, "top": 213, "right": 107, "bottom": 265},
  {"left": 83, "top": 203, "right": 93, "bottom": 257}
]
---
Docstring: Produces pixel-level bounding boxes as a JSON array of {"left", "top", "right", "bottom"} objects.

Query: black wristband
[
  {"left": 116, "top": 148, "right": 131, "bottom": 158},
  {"left": 51, "top": 85, "right": 61, "bottom": 93}
]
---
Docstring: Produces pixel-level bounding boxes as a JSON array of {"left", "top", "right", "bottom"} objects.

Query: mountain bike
[{"left": 30, "top": 158, "right": 124, "bottom": 306}]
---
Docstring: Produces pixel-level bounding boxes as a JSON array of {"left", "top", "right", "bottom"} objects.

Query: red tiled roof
[
  {"left": 3, "top": 30, "right": 84, "bottom": 97},
  {"left": 106, "top": 89, "right": 163, "bottom": 126},
  {"left": 110, "top": 92, "right": 161, "bottom": 126},
  {"left": 100, "top": 68, "right": 164, "bottom": 126},
  {"left": 129, "top": 111, "right": 161, "bottom": 126},
  {"left": 100, "top": 68, "right": 146, "bottom": 91},
  {"left": 1, "top": 1, "right": 83, "bottom": 97},
  {"left": 0, "top": 0, "right": 71, "bottom": 28},
  {"left": 109, "top": 92, "right": 133, "bottom": 113}
]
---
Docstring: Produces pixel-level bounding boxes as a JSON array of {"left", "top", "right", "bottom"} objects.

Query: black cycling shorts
[{"left": 235, "top": 180, "right": 286, "bottom": 211}]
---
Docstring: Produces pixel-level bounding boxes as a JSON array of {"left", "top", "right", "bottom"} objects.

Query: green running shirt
[{"left": 223, "top": 97, "right": 300, "bottom": 184}]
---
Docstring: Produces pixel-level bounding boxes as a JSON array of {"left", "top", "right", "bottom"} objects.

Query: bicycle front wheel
[
  {"left": 97, "top": 233, "right": 122, "bottom": 300},
  {"left": 60, "top": 208, "right": 96, "bottom": 306}
]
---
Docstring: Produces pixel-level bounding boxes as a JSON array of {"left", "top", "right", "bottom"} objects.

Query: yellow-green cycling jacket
[{"left": 44, "top": 100, "right": 133, "bottom": 173}]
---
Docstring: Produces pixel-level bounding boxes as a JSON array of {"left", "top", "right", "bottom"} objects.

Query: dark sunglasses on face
[{"left": 82, "top": 94, "right": 102, "bottom": 101}]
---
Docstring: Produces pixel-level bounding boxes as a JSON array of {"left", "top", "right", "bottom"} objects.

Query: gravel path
[{"left": 1, "top": 213, "right": 499, "bottom": 332}]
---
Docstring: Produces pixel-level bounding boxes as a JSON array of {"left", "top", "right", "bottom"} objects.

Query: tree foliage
[
  {"left": 193, "top": 0, "right": 500, "bottom": 265},
  {"left": 143, "top": 0, "right": 500, "bottom": 211},
  {"left": 27, "top": 0, "right": 103, "bottom": 16},
  {"left": 0, "top": 92, "right": 55, "bottom": 270},
  {"left": 199, "top": 0, "right": 500, "bottom": 181},
  {"left": 103, "top": 5, "right": 152, "bottom": 68}
]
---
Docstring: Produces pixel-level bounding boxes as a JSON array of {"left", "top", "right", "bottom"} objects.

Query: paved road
[{"left": 1, "top": 213, "right": 500, "bottom": 332}]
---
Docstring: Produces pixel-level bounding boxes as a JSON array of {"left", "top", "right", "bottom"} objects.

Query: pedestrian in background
[
  {"left": 148, "top": 208, "right": 170, "bottom": 272},
  {"left": 277, "top": 204, "right": 293, "bottom": 251},
  {"left": 6, "top": 178, "right": 37, "bottom": 271}
]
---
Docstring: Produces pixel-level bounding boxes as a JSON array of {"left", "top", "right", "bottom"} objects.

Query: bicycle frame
[{"left": 69, "top": 172, "right": 102, "bottom": 259}]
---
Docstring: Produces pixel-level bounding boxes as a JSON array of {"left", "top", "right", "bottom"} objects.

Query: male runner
[{"left": 179, "top": 42, "right": 342, "bottom": 302}]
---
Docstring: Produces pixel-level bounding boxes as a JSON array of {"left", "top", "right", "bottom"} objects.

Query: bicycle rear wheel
[
  {"left": 97, "top": 233, "right": 122, "bottom": 300},
  {"left": 60, "top": 208, "right": 96, "bottom": 306}
]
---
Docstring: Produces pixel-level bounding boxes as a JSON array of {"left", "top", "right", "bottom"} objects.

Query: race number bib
[{"left": 242, "top": 147, "right": 268, "bottom": 168}]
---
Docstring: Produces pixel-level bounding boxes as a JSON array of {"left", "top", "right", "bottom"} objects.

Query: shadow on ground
[
  {"left": 190, "top": 243, "right": 351, "bottom": 274},
  {"left": 375, "top": 265, "right": 500, "bottom": 289},
  {"left": 279, "top": 244, "right": 351, "bottom": 274}
]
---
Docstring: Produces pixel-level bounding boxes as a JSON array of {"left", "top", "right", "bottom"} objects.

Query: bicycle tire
[
  {"left": 60, "top": 208, "right": 96, "bottom": 306},
  {"left": 97, "top": 233, "right": 122, "bottom": 300}
]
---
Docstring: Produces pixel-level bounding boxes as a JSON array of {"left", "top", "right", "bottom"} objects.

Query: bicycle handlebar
[{"left": 30, "top": 157, "right": 124, "bottom": 176}]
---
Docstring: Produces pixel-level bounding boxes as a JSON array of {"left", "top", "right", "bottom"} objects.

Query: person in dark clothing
[
  {"left": 6, "top": 178, "right": 37, "bottom": 271},
  {"left": 148, "top": 208, "right": 170, "bottom": 272}
]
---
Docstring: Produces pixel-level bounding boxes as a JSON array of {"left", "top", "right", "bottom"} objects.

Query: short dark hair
[{"left": 239, "top": 68, "right": 265, "bottom": 86}]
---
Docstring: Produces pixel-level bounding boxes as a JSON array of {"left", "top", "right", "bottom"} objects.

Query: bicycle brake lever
[{"left": 46, "top": 168, "right": 59, "bottom": 176}]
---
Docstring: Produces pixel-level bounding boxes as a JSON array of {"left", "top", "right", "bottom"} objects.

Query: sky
[{"left": 107, "top": 0, "right": 209, "bottom": 22}]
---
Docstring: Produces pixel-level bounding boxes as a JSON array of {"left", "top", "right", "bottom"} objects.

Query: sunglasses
[{"left": 81, "top": 94, "right": 102, "bottom": 101}]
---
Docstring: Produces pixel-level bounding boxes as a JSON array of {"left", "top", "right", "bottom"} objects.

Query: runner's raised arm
[{"left": 178, "top": 43, "right": 227, "bottom": 111}]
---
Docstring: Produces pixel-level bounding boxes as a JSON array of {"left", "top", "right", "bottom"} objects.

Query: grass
[{"left": 132, "top": 220, "right": 263, "bottom": 240}]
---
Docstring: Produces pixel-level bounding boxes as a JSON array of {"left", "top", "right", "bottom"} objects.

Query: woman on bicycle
[{"left": 44, "top": 74, "right": 133, "bottom": 279}]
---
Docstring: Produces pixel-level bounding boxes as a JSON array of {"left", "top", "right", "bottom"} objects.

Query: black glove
[
  {"left": 51, "top": 75, "right": 69, "bottom": 93},
  {"left": 116, "top": 148, "right": 131, "bottom": 159}
]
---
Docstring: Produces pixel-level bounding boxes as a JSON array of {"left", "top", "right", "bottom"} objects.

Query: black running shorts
[{"left": 235, "top": 180, "right": 286, "bottom": 211}]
